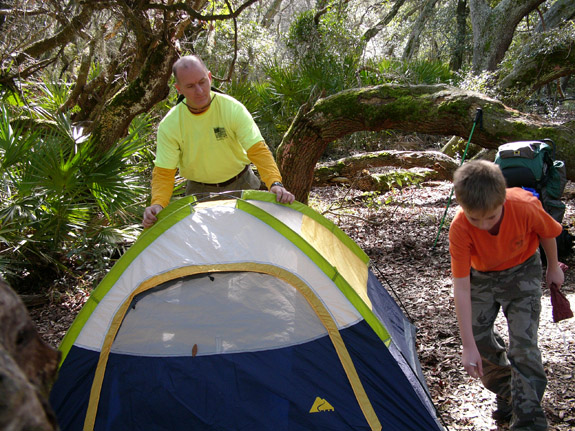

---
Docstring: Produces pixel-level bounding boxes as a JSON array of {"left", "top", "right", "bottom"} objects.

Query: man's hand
[
  {"left": 143, "top": 204, "right": 163, "bottom": 228},
  {"left": 270, "top": 184, "right": 295, "bottom": 204}
]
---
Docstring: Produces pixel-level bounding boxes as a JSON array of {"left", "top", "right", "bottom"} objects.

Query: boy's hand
[
  {"left": 462, "top": 346, "right": 483, "bottom": 379},
  {"left": 453, "top": 276, "right": 483, "bottom": 379},
  {"left": 546, "top": 263, "right": 565, "bottom": 290}
]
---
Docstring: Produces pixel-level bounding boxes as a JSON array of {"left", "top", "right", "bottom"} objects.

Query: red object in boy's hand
[{"left": 549, "top": 283, "right": 573, "bottom": 323}]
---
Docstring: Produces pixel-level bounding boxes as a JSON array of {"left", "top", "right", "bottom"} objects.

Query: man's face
[
  {"left": 174, "top": 62, "right": 212, "bottom": 111},
  {"left": 463, "top": 204, "right": 504, "bottom": 232}
]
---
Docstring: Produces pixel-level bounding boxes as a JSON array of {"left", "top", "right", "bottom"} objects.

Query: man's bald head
[{"left": 172, "top": 55, "right": 208, "bottom": 83}]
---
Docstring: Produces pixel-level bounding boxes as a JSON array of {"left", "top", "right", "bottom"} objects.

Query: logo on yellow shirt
[{"left": 213, "top": 127, "right": 227, "bottom": 140}]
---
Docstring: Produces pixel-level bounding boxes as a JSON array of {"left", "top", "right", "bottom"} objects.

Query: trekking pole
[{"left": 432, "top": 108, "right": 483, "bottom": 249}]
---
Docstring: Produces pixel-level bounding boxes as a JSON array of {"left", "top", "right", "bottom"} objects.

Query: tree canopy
[{"left": 1, "top": 0, "right": 575, "bottom": 285}]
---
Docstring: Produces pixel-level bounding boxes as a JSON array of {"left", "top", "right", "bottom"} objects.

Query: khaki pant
[
  {"left": 185, "top": 167, "right": 262, "bottom": 201},
  {"left": 470, "top": 251, "right": 548, "bottom": 431}
]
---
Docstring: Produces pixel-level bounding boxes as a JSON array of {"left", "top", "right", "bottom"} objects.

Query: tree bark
[
  {"left": 15, "top": 3, "right": 98, "bottom": 64},
  {"left": 498, "top": 37, "right": 575, "bottom": 92},
  {"left": 499, "top": 1, "right": 575, "bottom": 92},
  {"left": 261, "top": 0, "right": 283, "bottom": 28},
  {"left": 449, "top": 0, "right": 468, "bottom": 71},
  {"left": 469, "top": 0, "right": 545, "bottom": 72},
  {"left": 314, "top": 149, "right": 459, "bottom": 188},
  {"left": 0, "top": 279, "right": 59, "bottom": 431},
  {"left": 90, "top": 37, "right": 179, "bottom": 151},
  {"left": 402, "top": 0, "right": 440, "bottom": 61},
  {"left": 276, "top": 83, "right": 575, "bottom": 203},
  {"left": 361, "top": 0, "right": 407, "bottom": 44},
  {"left": 535, "top": 0, "right": 575, "bottom": 32}
]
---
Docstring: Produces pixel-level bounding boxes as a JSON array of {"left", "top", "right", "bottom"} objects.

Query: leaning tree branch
[
  {"left": 0, "top": 55, "right": 60, "bottom": 86},
  {"left": 498, "top": 39, "right": 575, "bottom": 91},
  {"left": 145, "top": 0, "right": 260, "bottom": 21},
  {"left": 15, "top": 3, "right": 98, "bottom": 63},
  {"left": 276, "top": 83, "right": 575, "bottom": 203},
  {"left": 0, "top": 7, "right": 52, "bottom": 17}
]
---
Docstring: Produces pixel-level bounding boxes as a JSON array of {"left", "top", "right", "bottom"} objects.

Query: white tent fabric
[{"left": 75, "top": 204, "right": 363, "bottom": 352}]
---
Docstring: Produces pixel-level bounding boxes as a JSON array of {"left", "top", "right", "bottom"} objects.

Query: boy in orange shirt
[{"left": 449, "top": 160, "right": 564, "bottom": 430}]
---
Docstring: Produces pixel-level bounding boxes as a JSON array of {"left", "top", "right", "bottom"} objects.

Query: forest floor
[{"left": 30, "top": 179, "right": 575, "bottom": 431}]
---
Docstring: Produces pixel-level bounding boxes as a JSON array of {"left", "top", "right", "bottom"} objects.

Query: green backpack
[{"left": 494, "top": 139, "right": 567, "bottom": 223}]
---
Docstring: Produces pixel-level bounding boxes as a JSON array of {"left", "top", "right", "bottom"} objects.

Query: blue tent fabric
[
  {"left": 366, "top": 270, "right": 414, "bottom": 361},
  {"left": 52, "top": 326, "right": 441, "bottom": 431},
  {"left": 341, "top": 321, "right": 440, "bottom": 430},
  {"left": 50, "top": 346, "right": 98, "bottom": 430},
  {"left": 50, "top": 195, "right": 443, "bottom": 431}
]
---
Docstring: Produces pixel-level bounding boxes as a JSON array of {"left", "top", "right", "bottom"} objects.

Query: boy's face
[{"left": 463, "top": 204, "right": 504, "bottom": 232}]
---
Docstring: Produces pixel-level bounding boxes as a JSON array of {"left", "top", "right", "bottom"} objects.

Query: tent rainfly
[{"left": 50, "top": 190, "right": 444, "bottom": 431}]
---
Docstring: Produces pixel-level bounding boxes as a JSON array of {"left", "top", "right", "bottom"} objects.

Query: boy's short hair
[{"left": 453, "top": 160, "right": 507, "bottom": 213}]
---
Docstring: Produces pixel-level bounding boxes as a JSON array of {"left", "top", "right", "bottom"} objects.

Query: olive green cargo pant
[{"left": 470, "top": 252, "right": 548, "bottom": 431}]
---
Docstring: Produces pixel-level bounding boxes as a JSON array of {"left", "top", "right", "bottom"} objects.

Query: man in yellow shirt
[{"left": 143, "top": 55, "right": 294, "bottom": 228}]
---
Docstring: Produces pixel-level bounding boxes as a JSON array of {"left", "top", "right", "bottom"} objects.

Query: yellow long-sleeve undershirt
[
  {"left": 150, "top": 141, "right": 282, "bottom": 208},
  {"left": 246, "top": 141, "right": 282, "bottom": 189}
]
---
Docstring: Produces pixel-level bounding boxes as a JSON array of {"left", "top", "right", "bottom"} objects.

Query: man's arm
[
  {"left": 247, "top": 141, "right": 294, "bottom": 204},
  {"left": 143, "top": 167, "right": 177, "bottom": 228},
  {"left": 540, "top": 236, "right": 565, "bottom": 288},
  {"left": 453, "top": 276, "right": 483, "bottom": 379}
]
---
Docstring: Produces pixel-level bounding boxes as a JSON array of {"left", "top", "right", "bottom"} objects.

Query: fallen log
[{"left": 314, "top": 149, "right": 459, "bottom": 189}]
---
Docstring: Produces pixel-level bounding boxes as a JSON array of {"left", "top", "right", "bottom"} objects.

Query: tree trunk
[
  {"left": 499, "top": 0, "right": 575, "bottom": 92},
  {"left": 449, "top": 0, "right": 468, "bottom": 71},
  {"left": 535, "top": 0, "right": 575, "bottom": 32},
  {"left": 469, "top": 0, "right": 545, "bottom": 72},
  {"left": 498, "top": 38, "right": 575, "bottom": 92},
  {"left": 0, "top": 279, "right": 60, "bottom": 431},
  {"left": 276, "top": 83, "right": 575, "bottom": 203},
  {"left": 260, "top": 0, "right": 283, "bottom": 28},
  {"left": 402, "top": 0, "right": 440, "bottom": 61},
  {"left": 16, "top": 3, "right": 97, "bottom": 64},
  {"left": 91, "top": 38, "right": 179, "bottom": 151}
]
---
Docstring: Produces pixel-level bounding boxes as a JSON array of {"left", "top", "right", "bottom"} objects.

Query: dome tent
[{"left": 50, "top": 190, "right": 443, "bottom": 431}]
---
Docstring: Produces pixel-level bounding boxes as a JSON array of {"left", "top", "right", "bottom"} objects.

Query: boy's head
[{"left": 453, "top": 160, "right": 507, "bottom": 230}]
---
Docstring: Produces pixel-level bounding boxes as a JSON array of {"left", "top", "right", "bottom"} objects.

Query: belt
[{"left": 193, "top": 165, "right": 249, "bottom": 187}]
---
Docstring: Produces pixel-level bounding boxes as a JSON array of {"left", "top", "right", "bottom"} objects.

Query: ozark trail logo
[
  {"left": 213, "top": 127, "right": 228, "bottom": 140},
  {"left": 309, "top": 396, "right": 334, "bottom": 413}
]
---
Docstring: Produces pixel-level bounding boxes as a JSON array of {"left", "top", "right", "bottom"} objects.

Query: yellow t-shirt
[{"left": 154, "top": 92, "right": 264, "bottom": 183}]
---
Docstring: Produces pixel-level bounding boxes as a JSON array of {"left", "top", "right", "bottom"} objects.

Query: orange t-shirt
[{"left": 449, "top": 187, "right": 562, "bottom": 278}]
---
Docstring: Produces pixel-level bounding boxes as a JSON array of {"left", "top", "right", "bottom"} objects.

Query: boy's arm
[
  {"left": 540, "top": 236, "right": 565, "bottom": 288},
  {"left": 453, "top": 276, "right": 483, "bottom": 379}
]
